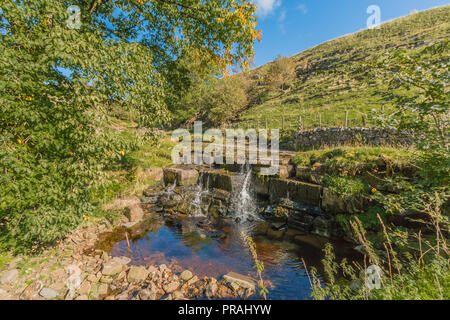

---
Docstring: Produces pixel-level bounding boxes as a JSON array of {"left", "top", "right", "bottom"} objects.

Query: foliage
[
  {"left": 0, "top": 0, "right": 259, "bottom": 252},
  {"left": 235, "top": 6, "right": 449, "bottom": 130},
  {"left": 172, "top": 72, "right": 249, "bottom": 127},
  {"left": 322, "top": 176, "right": 369, "bottom": 196},
  {"left": 241, "top": 232, "right": 268, "bottom": 299},
  {"left": 263, "top": 54, "right": 296, "bottom": 93},
  {"left": 309, "top": 39, "right": 449, "bottom": 300},
  {"left": 292, "top": 146, "right": 415, "bottom": 176},
  {"left": 310, "top": 212, "right": 449, "bottom": 300}
]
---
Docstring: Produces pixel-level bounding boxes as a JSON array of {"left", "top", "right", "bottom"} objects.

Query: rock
[
  {"left": 121, "top": 221, "right": 139, "bottom": 228},
  {"left": 75, "top": 294, "right": 89, "bottom": 300},
  {"left": 162, "top": 281, "right": 180, "bottom": 294},
  {"left": 143, "top": 185, "right": 165, "bottom": 197},
  {"left": 100, "top": 275, "right": 113, "bottom": 284},
  {"left": 125, "top": 204, "right": 145, "bottom": 222},
  {"left": 172, "top": 290, "right": 186, "bottom": 300},
  {"left": 205, "top": 279, "right": 218, "bottom": 298},
  {"left": 186, "top": 275, "right": 198, "bottom": 286},
  {"left": 87, "top": 274, "right": 99, "bottom": 283},
  {"left": 269, "top": 178, "right": 322, "bottom": 206},
  {"left": 49, "top": 281, "right": 66, "bottom": 291},
  {"left": 311, "top": 216, "right": 332, "bottom": 238},
  {"left": 127, "top": 266, "right": 149, "bottom": 283},
  {"left": 141, "top": 195, "right": 159, "bottom": 204},
  {"left": 98, "top": 283, "right": 108, "bottom": 296},
  {"left": 115, "top": 256, "right": 131, "bottom": 265},
  {"left": 102, "top": 258, "right": 124, "bottom": 276},
  {"left": 180, "top": 270, "right": 193, "bottom": 282},
  {"left": 222, "top": 272, "right": 256, "bottom": 291},
  {"left": 1, "top": 269, "right": 18, "bottom": 285},
  {"left": 163, "top": 165, "right": 199, "bottom": 186},
  {"left": 39, "top": 288, "right": 58, "bottom": 299},
  {"left": 139, "top": 289, "right": 157, "bottom": 300},
  {"left": 78, "top": 281, "right": 91, "bottom": 295}
]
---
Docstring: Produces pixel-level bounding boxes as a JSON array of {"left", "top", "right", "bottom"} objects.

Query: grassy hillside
[{"left": 233, "top": 6, "right": 449, "bottom": 130}]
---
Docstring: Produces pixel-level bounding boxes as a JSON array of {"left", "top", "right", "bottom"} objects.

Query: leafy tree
[
  {"left": 0, "top": 0, "right": 260, "bottom": 252},
  {"left": 172, "top": 71, "right": 249, "bottom": 127},
  {"left": 263, "top": 54, "right": 296, "bottom": 94}
]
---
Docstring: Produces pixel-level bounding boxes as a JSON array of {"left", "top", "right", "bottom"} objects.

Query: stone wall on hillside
[{"left": 294, "top": 127, "right": 413, "bottom": 150}]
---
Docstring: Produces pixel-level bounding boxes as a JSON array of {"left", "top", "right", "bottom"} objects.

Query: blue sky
[{"left": 251, "top": 0, "right": 449, "bottom": 67}]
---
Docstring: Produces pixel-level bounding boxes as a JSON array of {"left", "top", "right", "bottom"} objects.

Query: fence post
[
  {"left": 344, "top": 111, "right": 348, "bottom": 128},
  {"left": 282, "top": 116, "right": 285, "bottom": 130},
  {"left": 265, "top": 118, "right": 268, "bottom": 132},
  {"left": 257, "top": 118, "right": 260, "bottom": 131},
  {"left": 298, "top": 116, "right": 303, "bottom": 132},
  {"left": 362, "top": 115, "right": 366, "bottom": 127},
  {"left": 319, "top": 114, "right": 322, "bottom": 128}
]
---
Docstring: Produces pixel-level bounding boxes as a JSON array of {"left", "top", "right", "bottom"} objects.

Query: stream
[{"left": 103, "top": 164, "right": 361, "bottom": 299}]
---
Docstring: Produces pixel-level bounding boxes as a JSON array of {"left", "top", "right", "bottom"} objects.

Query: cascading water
[
  {"left": 232, "top": 163, "right": 259, "bottom": 223},
  {"left": 192, "top": 172, "right": 210, "bottom": 216}
]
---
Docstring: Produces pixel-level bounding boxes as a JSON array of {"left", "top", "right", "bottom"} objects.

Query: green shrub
[{"left": 322, "top": 175, "right": 369, "bottom": 196}]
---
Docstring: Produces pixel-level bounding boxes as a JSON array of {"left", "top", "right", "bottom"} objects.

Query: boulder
[
  {"left": 269, "top": 178, "right": 322, "bottom": 207},
  {"left": 163, "top": 165, "right": 199, "bottom": 186},
  {"left": 78, "top": 281, "right": 91, "bottom": 295},
  {"left": 222, "top": 272, "right": 256, "bottom": 291},
  {"left": 143, "top": 185, "right": 165, "bottom": 197},
  {"left": 98, "top": 283, "right": 108, "bottom": 296},
  {"left": 201, "top": 169, "right": 234, "bottom": 192},
  {"left": 311, "top": 216, "right": 332, "bottom": 238},
  {"left": 101, "top": 258, "right": 124, "bottom": 276},
  {"left": 162, "top": 281, "right": 180, "bottom": 293},
  {"left": 180, "top": 270, "right": 193, "bottom": 282},
  {"left": 39, "top": 288, "right": 58, "bottom": 299},
  {"left": 127, "top": 266, "right": 149, "bottom": 283},
  {"left": 125, "top": 204, "right": 145, "bottom": 222},
  {"left": 205, "top": 279, "right": 218, "bottom": 298},
  {"left": 139, "top": 288, "right": 157, "bottom": 300}
]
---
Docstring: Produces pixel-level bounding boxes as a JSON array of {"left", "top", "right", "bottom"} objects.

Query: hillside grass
[
  {"left": 234, "top": 6, "right": 450, "bottom": 130},
  {"left": 292, "top": 146, "right": 416, "bottom": 171}
]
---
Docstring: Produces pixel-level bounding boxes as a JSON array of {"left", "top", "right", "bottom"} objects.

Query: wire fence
[{"left": 225, "top": 110, "right": 378, "bottom": 132}]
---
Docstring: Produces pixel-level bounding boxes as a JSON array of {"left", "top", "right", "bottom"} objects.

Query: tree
[
  {"left": 264, "top": 54, "right": 296, "bottom": 94},
  {"left": 0, "top": 0, "right": 260, "bottom": 251},
  {"left": 172, "top": 71, "right": 249, "bottom": 127}
]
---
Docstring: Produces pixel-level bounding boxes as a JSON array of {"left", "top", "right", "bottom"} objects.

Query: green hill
[{"left": 232, "top": 6, "right": 449, "bottom": 130}]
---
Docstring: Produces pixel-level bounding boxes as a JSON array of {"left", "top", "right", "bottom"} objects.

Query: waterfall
[
  {"left": 232, "top": 163, "right": 259, "bottom": 223},
  {"left": 192, "top": 172, "right": 208, "bottom": 216}
]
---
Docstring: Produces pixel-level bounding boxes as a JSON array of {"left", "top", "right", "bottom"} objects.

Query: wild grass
[
  {"left": 292, "top": 146, "right": 416, "bottom": 174},
  {"left": 233, "top": 6, "right": 449, "bottom": 130}
]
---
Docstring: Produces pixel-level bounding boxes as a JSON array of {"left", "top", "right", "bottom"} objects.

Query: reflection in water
[{"left": 110, "top": 216, "right": 359, "bottom": 300}]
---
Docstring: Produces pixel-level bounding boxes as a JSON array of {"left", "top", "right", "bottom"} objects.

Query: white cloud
[
  {"left": 278, "top": 9, "right": 286, "bottom": 22},
  {"left": 297, "top": 3, "right": 308, "bottom": 14},
  {"left": 278, "top": 9, "right": 287, "bottom": 34},
  {"left": 254, "top": 0, "right": 282, "bottom": 17}
]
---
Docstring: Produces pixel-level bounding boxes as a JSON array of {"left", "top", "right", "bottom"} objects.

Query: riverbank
[{"left": 0, "top": 215, "right": 258, "bottom": 300}]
